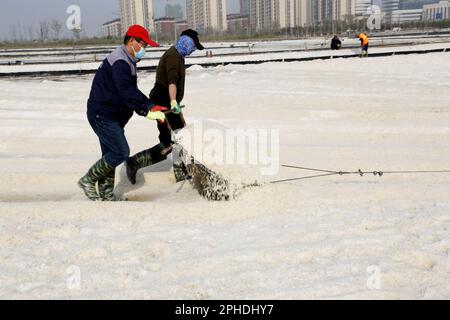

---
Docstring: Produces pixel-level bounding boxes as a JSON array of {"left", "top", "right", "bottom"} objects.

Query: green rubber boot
[
  {"left": 126, "top": 143, "right": 169, "bottom": 185},
  {"left": 78, "top": 157, "right": 115, "bottom": 201},
  {"left": 98, "top": 170, "right": 126, "bottom": 201},
  {"left": 173, "top": 161, "right": 189, "bottom": 182},
  {"left": 172, "top": 146, "right": 190, "bottom": 183}
]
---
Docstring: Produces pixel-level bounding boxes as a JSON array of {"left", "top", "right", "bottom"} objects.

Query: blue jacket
[{"left": 87, "top": 45, "right": 152, "bottom": 126}]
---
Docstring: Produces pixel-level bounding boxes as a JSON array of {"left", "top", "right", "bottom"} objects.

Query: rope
[
  {"left": 271, "top": 172, "right": 340, "bottom": 184},
  {"left": 270, "top": 164, "right": 450, "bottom": 184},
  {"left": 282, "top": 165, "right": 339, "bottom": 174}
]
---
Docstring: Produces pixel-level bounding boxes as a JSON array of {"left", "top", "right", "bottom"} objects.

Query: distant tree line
[
  {"left": 4, "top": 19, "right": 87, "bottom": 44},
  {"left": 7, "top": 20, "right": 63, "bottom": 43}
]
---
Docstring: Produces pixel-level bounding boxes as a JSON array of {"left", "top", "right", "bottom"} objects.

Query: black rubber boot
[
  {"left": 126, "top": 143, "right": 169, "bottom": 185},
  {"left": 78, "top": 157, "right": 115, "bottom": 201},
  {"left": 98, "top": 170, "right": 126, "bottom": 201},
  {"left": 125, "top": 157, "right": 139, "bottom": 185}
]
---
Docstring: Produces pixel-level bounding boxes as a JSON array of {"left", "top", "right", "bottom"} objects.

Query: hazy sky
[{"left": 0, "top": 0, "right": 240, "bottom": 41}]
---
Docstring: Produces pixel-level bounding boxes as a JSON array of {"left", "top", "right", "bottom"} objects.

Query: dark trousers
[
  {"left": 88, "top": 114, "right": 130, "bottom": 167},
  {"left": 150, "top": 84, "right": 186, "bottom": 147},
  {"left": 157, "top": 112, "right": 186, "bottom": 147},
  {"left": 157, "top": 119, "right": 172, "bottom": 147}
]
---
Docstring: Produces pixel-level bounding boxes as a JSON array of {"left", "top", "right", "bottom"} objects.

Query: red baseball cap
[{"left": 126, "top": 25, "right": 159, "bottom": 47}]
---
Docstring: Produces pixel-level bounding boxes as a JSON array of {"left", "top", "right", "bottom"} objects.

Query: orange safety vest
[{"left": 359, "top": 33, "right": 369, "bottom": 46}]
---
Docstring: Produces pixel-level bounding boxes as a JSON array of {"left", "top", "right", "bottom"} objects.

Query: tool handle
[{"left": 163, "top": 105, "right": 186, "bottom": 115}]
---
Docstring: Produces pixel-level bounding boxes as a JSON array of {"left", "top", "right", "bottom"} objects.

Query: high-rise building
[
  {"left": 186, "top": 0, "right": 228, "bottom": 33},
  {"left": 391, "top": 8, "right": 423, "bottom": 24},
  {"left": 382, "top": 0, "right": 401, "bottom": 22},
  {"left": 355, "top": 0, "right": 373, "bottom": 15},
  {"left": 120, "top": 0, "right": 155, "bottom": 33},
  {"left": 248, "top": 0, "right": 312, "bottom": 31},
  {"left": 102, "top": 19, "right": 123, "bottom": 38},
  {"left": 281, "top": 0, "right": 313, "bottom": 29},
  {"left": 423, "top": 0, "right": 450, "bottom": 20},
  {"left": 241, "top": 0, "right": 249, "bottom": 15},
  {"left": 166, "top": 3, "right": 184, "bottom": 20},
  {"left": 289, "top": 0, "right": 312, "bottom": 28},
  {"left": 247, "top": 0, "right": 272, "bottom": 31},
  {"left": 154, "top": 16, "right": 176, "bottom": 39},
  {"left": 227, "top": 13, "right": 250, "bottom": 33},
  {"left": 337, "top": 0, "right": 357, "bottom": 20},
  {"left": 175, "top": 20, "right": 190, "bottom": 35},
  {"left": 399, "top": 0, "right": 438, "bottom": 10},
  {"left": 310, "top": 0, "right": 355, "bottom": 24}
]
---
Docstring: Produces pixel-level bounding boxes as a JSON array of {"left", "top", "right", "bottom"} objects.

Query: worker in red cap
[{"left": 78, "top": 25, "right": 163, "bottom": 201}]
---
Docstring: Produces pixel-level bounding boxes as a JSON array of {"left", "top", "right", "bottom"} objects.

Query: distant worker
[
  {"left": 358, "top": 32, "right": 369, "bottom": 57},
  {"left": 331, "top": 35, "right": 342, "bottom": 50}
]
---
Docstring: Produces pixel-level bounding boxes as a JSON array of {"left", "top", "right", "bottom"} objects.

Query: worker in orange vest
[{"left": 358, "top": 32, "right": 369, "bottom": 57}]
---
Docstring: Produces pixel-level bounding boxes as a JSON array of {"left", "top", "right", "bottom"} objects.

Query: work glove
[
  {"left": 146, "top": 105, "right": 167, "bottom": 123},
  {"left": 171, "top": 100, "right": 182, "bottom": 115}
]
